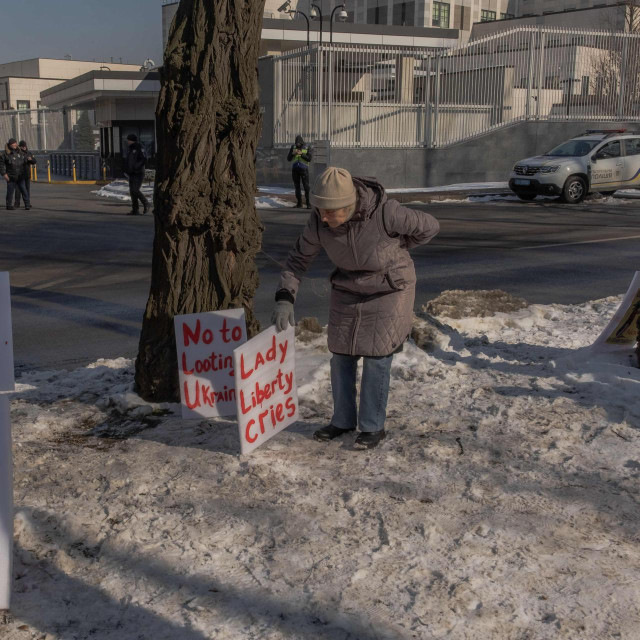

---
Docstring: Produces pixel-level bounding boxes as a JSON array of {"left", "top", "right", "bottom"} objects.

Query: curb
[
  {"left": 257, "top": 188, "right": 513, "bottom": 205},
  {"left": 34, "top": 180, "right": 111, "bottom": 186}
]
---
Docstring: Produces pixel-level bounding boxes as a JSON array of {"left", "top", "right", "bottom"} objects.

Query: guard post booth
[{"left": 40, "top": 70, "right": 160, "bottom": 179}]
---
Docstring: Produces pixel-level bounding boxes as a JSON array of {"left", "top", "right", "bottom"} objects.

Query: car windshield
[{"left": 544, "top": 139, "right": 601, "bottom": 157}]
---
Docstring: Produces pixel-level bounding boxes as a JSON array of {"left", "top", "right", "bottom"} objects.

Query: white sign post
[
  {"left": 0, "top": 272, "right": 14, "bottom": 610},
  {"left": 233, "top": 325, "right": 298, "bottom": 455},
  {"left": 0, "top": 272, "right": 13, "bottom": 393},
  {"left": 174, "top": 309, "right": 247, "bottom": 419}
]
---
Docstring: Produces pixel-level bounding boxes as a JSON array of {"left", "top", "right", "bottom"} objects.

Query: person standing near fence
[
  {"left": 0, "top": 138, "right": 30, "bottom": 211},
  {"left": 125, "top": 133, "right": 149, "bottom": 215},
  {"left": 287, "top": 135, "right": 312, "bottom": 209},
  {"left": 14, "top": 141, "right": 36, "bottom": 209}
]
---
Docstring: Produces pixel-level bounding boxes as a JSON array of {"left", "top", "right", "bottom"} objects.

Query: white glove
[{"left": 272, "top": 300, "right": 295, "bottom": 332}]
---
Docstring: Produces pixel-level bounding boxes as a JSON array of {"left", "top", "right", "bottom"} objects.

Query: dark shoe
[
  {"left": 314, "top": 424, "right": 355, "bottom": 442},
  {"left": 354, "top": 430, "right": 386, "bottom": 450},
  {"left": 306, "top": 204, "right": 311, "bottom": 209},
  {"left": 143, "top": 203, "right": 149, "bottom": 214},
  {"left": 6, "top": 206, "right": 14, "bottom": 211},
  {"left": 25, "top": 204, "right": 32, "bottom": 210},
  {"left": 296, "top": 201, "right": 303, "bottom": 208}
]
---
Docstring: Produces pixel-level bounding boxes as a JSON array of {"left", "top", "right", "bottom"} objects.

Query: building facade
[
  {"left": 162, "top": 0, "right": 628, "bottom": 48},
  {"left": 0, "top": 58, "right": 142, "bottom": 111},
  {"left": 508, "top": 0, "right": 624, "bottom": 18},
  {"left": 162, "top": 1, "right": 459, "bottom": 55}
]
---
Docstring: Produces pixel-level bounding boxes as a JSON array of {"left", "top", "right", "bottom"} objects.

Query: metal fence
[
  {"left": 0, "top": 109, "right": 68, "bottom": 150},
  {"left": 0, "top": 108, "right": 97, "bottom": 151},
  {"left": 272, "top": 27, "right": 640, "bottom": 149}
]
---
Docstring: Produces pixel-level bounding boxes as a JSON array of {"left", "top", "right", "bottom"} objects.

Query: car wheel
[
  {"left": 599, "top": 191, "right": 616, "bottom": 196},
  {"left": 561, "top": 176, "right": 587, "bottom": 204},
  {"left": 516, "top": 193, "right": 537, "bottom": 201}
]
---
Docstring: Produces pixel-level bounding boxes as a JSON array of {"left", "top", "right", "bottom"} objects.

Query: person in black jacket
[
  {"left": 15, "top": 140, "right": 36, "bottom": 209},
  {"left": 125, "top": 133, "right": 149, "bottom": 215},
  {"left": 0, "top": 138, "right": 30, "bottom": 211},
  {"left": 287, "top": 135, "right": 312, "bottom": 208}
]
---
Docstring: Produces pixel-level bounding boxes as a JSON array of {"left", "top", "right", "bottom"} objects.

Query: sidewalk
[{"left": 259, "top": 182, "right": 512, "bottom": 204}]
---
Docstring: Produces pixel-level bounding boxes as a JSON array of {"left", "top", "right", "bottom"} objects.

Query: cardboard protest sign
[
  {"left": 593, "top": 271, "right": 640, "bottom": 348},
  {"left": 0, "top": 395, "right": 12, "bottom": 609},
  {"left": 0, "top": 272, "right": 14, "bottom": 392},
  {"left": 174, "top": 309, "right": 247, "bottom": 419},
  {"left": 233, "top": 325, "right": 298, "bottom": 454}
]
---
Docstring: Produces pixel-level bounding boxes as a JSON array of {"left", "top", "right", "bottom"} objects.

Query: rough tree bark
[{"left": 135, "top": 0, "right": 265, "bottom": 401}]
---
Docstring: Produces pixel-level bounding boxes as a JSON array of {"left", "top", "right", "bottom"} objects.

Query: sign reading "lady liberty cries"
[
  {"left": 174, "top": 309, "right": 247, "bottom": 419},
  {"left": 233, "top": 325, "right": 298, "bottom": 454}
]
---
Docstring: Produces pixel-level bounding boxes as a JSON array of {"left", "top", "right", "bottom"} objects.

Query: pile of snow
[
  {"left": 94, "top": 179, "right": 154, "bottom": 202},
  {"left": 3, "top": 292, "right": 640, "bottom": 639},
  {"left": 95, "top": 181, "right": 295, "bottom": 209},
  {"left": 255, "top": 196, "right": 295, "bottom": 209},
  {"left": 387, "top": 182, "right": 509, "bottom": 193}
]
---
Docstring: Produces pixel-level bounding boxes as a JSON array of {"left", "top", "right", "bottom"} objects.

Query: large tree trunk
[{"left": 135, "top": 0, "right": 265, "bottom": 402}]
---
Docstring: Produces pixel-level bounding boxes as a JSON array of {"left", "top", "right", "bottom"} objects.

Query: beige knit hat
[{"left": 310, "top": 167, "right": 357, "bottom": 210}]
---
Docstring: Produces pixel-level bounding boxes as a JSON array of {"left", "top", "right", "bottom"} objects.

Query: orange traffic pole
[
  {"left": 72, "top": 159, "right": 77, "bottom": 183},
  {"left": 47, "top": 160, "right": 51, "bottom": 183}
]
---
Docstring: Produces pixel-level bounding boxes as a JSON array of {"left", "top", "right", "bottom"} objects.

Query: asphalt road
[{"left": 1, "top": 183, "right": 639, "bottom": 371}]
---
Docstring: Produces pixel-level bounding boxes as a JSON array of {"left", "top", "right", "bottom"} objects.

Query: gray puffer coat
[{"left": 278, "top": 177, "right": 440, "bottom": 356}]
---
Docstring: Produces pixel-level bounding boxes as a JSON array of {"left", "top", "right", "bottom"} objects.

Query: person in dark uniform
[
  {"left": 0, "top": 138, "right": 29, "bottom": 211},
  {"left": 125, "top": 133, "right": 149, "bottom": 215},
  {"left": 287, "top": 135, "right": 312, "bottom": 208},
  {"left": 15, "top": 141, "right": 36, "bottom": 209}
]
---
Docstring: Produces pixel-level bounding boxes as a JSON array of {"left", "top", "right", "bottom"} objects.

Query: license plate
[{"left": 514, "top": 179, "right": 530, "bottom": 185}]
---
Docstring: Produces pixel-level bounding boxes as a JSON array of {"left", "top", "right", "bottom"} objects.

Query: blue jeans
[{"left": 330, "top": 353, "right": 393, "bottom": 433}]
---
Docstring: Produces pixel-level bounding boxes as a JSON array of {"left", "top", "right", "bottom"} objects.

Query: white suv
[{"left": 509, "top": 129, "right": 640, "bottom": 203}]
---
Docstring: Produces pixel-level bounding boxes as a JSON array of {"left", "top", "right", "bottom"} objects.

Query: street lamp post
[
  {"left": 279, "top": 0, "right": 310, "bottom": 48},
  {"left": 330, "top": 4, "right": 348, "bottom": 44},
  {"left": 288, "top": 10, "right": 310, "bottom": 48},
  {"left": 310, "top": 3, "right": 323, "bottom": 43},
  {"left": 327, "top": 4, "right": 348, "bottom": 144},
  {"left": 310, "top": 4, "right": 324, "bottom": 141}
]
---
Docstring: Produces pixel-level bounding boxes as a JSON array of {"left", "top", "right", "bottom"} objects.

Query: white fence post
[{"left": 0, "top": 272, "right": 14, "bottom": 612}]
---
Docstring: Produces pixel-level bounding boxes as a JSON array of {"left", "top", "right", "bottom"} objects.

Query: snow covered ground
[
  {"left": 94, "top": 181, "right": 294, "bottom": 209},
  {"left": 3, "top": 290, "right": 640, "bottom": 639}
]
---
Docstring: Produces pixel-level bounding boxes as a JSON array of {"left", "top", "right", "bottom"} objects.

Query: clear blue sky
[{"left": 0, "top": 0, "right": 165, "bottom": 66}]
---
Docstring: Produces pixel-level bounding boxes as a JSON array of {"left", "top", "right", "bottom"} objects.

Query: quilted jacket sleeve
[
  {"left": 278, "top": 212, "right": 323, "bottom": 301},
  {"left": 383, "top": 200, "right": 440, "bottom": 250}
]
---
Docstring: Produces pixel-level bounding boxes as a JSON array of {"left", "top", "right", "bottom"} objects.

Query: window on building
[
  {"left": 1, "top": 101, "right": 7, "bottom": 110},
  {"left": 432, "top": 1, "right": 450, "bottom": 28},
  {"left": 367, "top": 0, "right": 388, "bottom": 24},
  {"left": 481, "top": 9, "right": 496, "bottom": 22},
  {"left": 17, "top": 100, "right": 30, "bottom": 111},
  {"left": 393, "top": 1, "right": 415, "bottom": 26},
  {"left": 500, "top": 13, "right": 514, "bottom": 19},
  {"left": 624, "top": 138, "right": 640, "bottom": 156}
]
